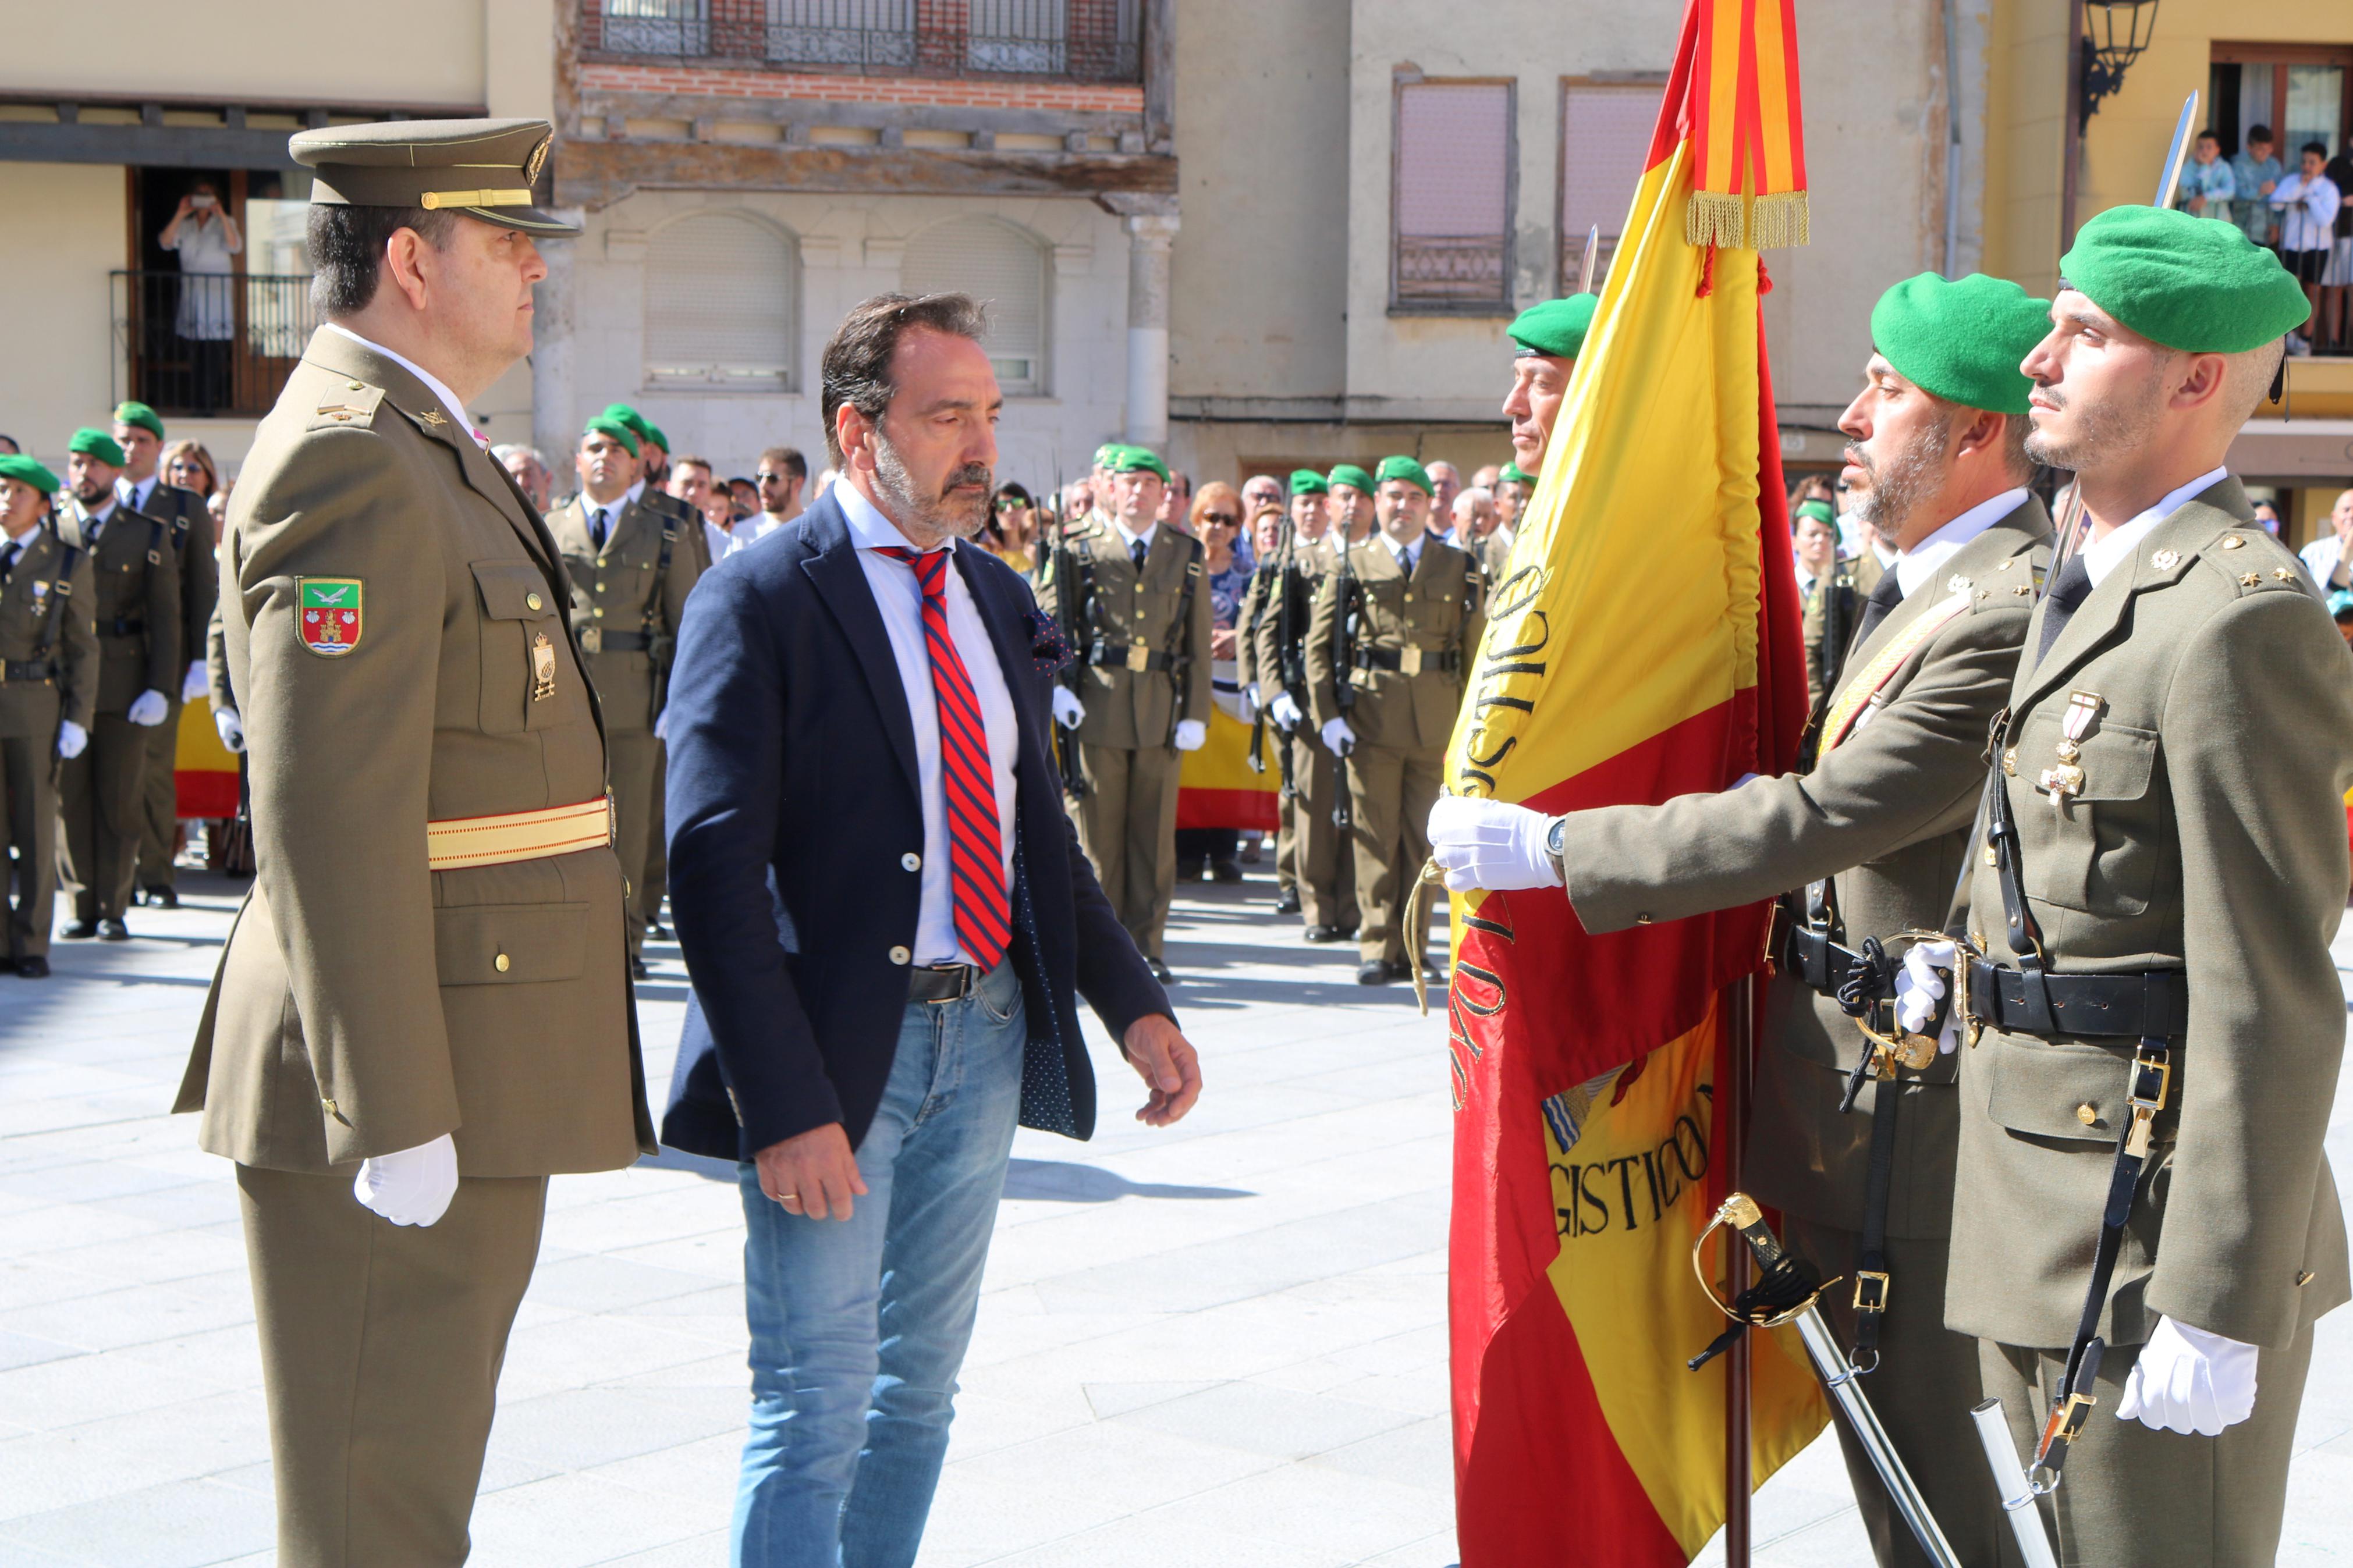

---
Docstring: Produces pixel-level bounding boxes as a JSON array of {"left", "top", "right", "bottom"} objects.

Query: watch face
[{"left": 1547, "top": 817, "right": 1565, "bottom": 856}]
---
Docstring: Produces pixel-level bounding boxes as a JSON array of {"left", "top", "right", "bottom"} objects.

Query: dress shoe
[
  {"left": 62, "top": 921, "right": 98, "bottom": 940},
  {"left": 1147, "top": 957, "right": 1174, "bottom": 983},
  {"left": 15, "top": 956, "right": 48, "bottom": 979},
  {"left": 1209, "top": 859, "right": 1243, "bottom": 884},
  {"left": 1355, "top": 960, "right": 1395, "bottom": 986},
  {"left": 1274, "top": 888, "right": 1303, "bottom": 915},
  {"left": 647, "top": 919, "right": 670, "bottom": 941},
  {"left": 630, "top": 956, "right": 651, "bottom": 982},
  {"left": 1175, "top": 858, "right": 1205, "bottom": 883},
  {"left": 100, "top": 919, "right": 132, "bottom": 941},
  {"left": 145, "top": 884, "right": 179, "bottom": 910},
  {"left": 1238, "top": 841, "right": 1262, "bottom": 865},
  {"left": 1303, "top": 924, "right": 1348, "bottom": 943}
]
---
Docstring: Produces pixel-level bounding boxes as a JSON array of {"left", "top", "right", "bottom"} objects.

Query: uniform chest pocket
[
  {"left": 2012, "top": 710, "right": 2162, "bottom": 916},
  {"left": 470, "top": 559, "right": 565, "bottom": 735}
]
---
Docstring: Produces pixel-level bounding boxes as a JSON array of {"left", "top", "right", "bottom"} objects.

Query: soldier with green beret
[
  {"left": 172, "top": 116, "right": 652, "bottom": 1568},
  {"left": 1791, "top": 495, "right": 1864, "bottom": 707},
  {"left": 1484, "top": 460, "right": 1540, "bottom": 579},
  {"left": 54, "top": 426, "right": 178, "bottom": 941},
  {"left": 0, "top": 454, "right": 97, "bottom": 977},
  {"left": 109, "top": 400, "right": 217, "bottom": 909},
  {"left": 1434, "top": 270, "right": 2061, "bottom": 1567},
  {"left": 1894, "top": 204, "right": 2344, "bottom": 1568},
  {"left": 1309, "top": 456, "right": 1484, "bottom": 984},
  {"left": 547, "top": 416, "right": 702, "bottom": 977},
  {"left": 1504, "top": 293, "right": 1598, "bottom": 479},
  {"left": 1035, "top": 444, "right": 1212, "bottom": 980}
]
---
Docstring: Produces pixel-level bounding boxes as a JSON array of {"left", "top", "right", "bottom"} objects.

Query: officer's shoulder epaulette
[
  {"left": 1960, "top": 551, "right": 2043, "bottom": 613},
  {"left": 2185, "top": 524, "right": 2308, "bottom": 600},
  {"left": 307, "top": 381, "right": 386, "bottom": 433}
]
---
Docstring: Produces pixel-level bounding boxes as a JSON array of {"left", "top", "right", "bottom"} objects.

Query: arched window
[
  {"left": 643, "top": 212, "right": 797, "bottom": 392},
  {"left": 899, "top": 217, "right": 1048, "bottom": 394}
]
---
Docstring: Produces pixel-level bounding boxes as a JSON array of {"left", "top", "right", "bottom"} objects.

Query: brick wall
[{"left": 580, "top": 62, "right": 1144, "bottom": 115}]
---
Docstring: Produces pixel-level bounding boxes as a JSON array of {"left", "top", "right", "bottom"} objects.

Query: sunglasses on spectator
[
  {"left": 757, "top": 472, "right": 789, "bottom": 484},
  {"left": 996, "top": 497, "right": 1031, "bottom": 511},
  {"left": 1201, "top": 511, "right": 1239, "bottom": 527}
]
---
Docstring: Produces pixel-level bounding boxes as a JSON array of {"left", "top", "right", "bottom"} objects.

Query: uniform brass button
[
  {"left": 2075, "top": 1103, "right": 2098, "bottom": 1126},
  {"left": 592, "top": 607, "right": 605, "bottom": 618},
  {"left": 888, "top": 944, "right": 911, "bottom": 965},
  {"left": 347, "top": 380, "right": 364, "bottom": 390},
  {"left": 2001, "top": 747, "right": 2017, "bottom": 776},
  {"left": 526, "top": 592, "right": 543, "bottom": 611},
  {"left": 2220, "top": 535, "right": 2244, "bottom": 549},
  {"left": 1404, "top": 593, "right": 1415, "bottom": 603},
  {"left": 1635, "top": 913, "right": 1653, "bottom": 925},
  {"left": 901, "top": 852, "right": 921, "bottom": 872},
  {"left": 495, "top": 953, "right": 511, "bottom": 973}
]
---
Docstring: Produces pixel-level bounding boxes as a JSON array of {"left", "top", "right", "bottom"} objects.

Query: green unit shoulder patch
[{"left": 296, "top": 578, "right": 364, "bottom": 656}]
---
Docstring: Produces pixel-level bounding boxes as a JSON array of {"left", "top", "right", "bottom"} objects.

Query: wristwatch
[{"left": 1545, "top": 815, "right": 1566, "bottom": 883}]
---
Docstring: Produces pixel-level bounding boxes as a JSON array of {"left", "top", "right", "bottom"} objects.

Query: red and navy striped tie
[{"left": 877, "top": 546, "right": 1010, "bottom": 969}]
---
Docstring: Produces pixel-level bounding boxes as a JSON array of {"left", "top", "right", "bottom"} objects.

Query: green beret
[
  {"left": 1093, "top": 442, "right": 1122, "bottom": 469},
  {"left": 598, "top": 403, "right": 655, "bottom": 443},
  {"left": 1288, "top": 468, "right": 1329, "bottom": 496},
  {"left": 112, "top": 401, "right": 165, "bottom": 439},
  {"left": 0, "top": 454, "right": 60, "bottom": 495},
  {"left": 67, "top": 428, "right": 125, "bottom": 467},
  {"left": 1327, "top": 463, "right": 1375, "bottom": 493},
  {"left": 1869, "top": 272, "right": 2050, "bottom": 416},
  {"left": 641, "top": 423, "right": 672, "bottom": 454},
  {"left": 1108, "top": 446, "right": 1171, "bottom": 483},
  {"left": 1794, "top": 498, "right": 1839, "bottom": 525},
  {"left": 2060, "top": 204, "right": 2311, "bottom": 353},
  {"left": 1374, "top": 455, "right": 1432, "bottom": 495},
  {"left": 1509, "top": 294, "right": 1599, "bottom": 361},
  {"left": 1498, "top": 463, "right": 1537, "bottom": 488},
  {"left": 581, "top": 415, "right": 641, "bottom": 457}
]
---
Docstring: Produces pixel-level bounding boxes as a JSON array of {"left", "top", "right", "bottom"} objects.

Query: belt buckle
[
  {"left": 2124, "top": 1040, "right": 2171, "bottom": 1158},
  {"left": 1124, "top": 643, "right": 1150, "bottom": 673},
  {"left": 579, "top": 625, "right": 603, "bottom": 655},
  {"left": 1399, "top": 646, "right": 1424, "bottom": 676},
  {"left": 1852, "top": 1270, "right": 1891, "bottom": 1315}
]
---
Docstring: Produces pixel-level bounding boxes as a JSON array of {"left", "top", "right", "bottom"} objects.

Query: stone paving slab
[{"left": 1, "top": 866, "right": 2348, "bottom": 1565}]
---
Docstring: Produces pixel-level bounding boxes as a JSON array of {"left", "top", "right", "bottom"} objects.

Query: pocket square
[{"left": 1027, "top": 608, "right": 1073, "bottom": 677}]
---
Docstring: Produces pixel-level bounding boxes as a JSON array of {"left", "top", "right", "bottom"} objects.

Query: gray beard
[
  {"left": 1852, "top": 420, "right": 1951, "bottom": 535},
  {"left": 871, "top": 431, "right": 990, "bottom": 546}
]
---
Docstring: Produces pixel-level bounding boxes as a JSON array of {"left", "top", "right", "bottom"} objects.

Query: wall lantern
[{"left": 2081, "top": 0, "right": 2160, "bottom": 119}]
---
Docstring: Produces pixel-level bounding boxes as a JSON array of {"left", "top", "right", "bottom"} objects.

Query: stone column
[
  {"left": 1123, "top": 213, "right": 1179, "bottom": 448},
  {"left": 531, "top": 208, "right": 587, "bottom": 468}
]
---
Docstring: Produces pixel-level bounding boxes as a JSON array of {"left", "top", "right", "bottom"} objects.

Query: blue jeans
[{"left": 732, "top": 960, "right": 1026, "bottom": 1568}]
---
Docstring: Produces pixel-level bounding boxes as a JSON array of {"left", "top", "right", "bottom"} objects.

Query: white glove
[
  {"left": 56, "top": 720, "right": 88, "bottom": 760},
  {"left": 1051, "top": 686, "right": 1086, "bottom": 730},
  {"left": 1320, "top": 717, "right": 1355, "bottom": 756},
  {"left": 1428, "top": 795, "right": 1563, "bottom": 893},
  {"left": 213, "top": 708, "right": 244, "bottom": 753},
  {"left": 1896, "top": 940, "right": 1961, "bottom": 1054},
  {"left": 1244, "top": 682, "right": 1261, "bottom": 715},
  {"left": 1269, "top": 692, "right": 1304, "bottom": 731},
  {"left": 2117, "top": 1316, "right": 2259, "bottom": 1435},
  {"left": 126, "top": 688, "right": 169, "bottom": 727},
  {"left": 1173, "top": 719, "right": 1206, "bottom": 752},
  {"left": 181, "top": 662, "right": 209, "bottom": 702},
  {"left": 353, "top": 1133, "right": 460, "bottom": 1228}
]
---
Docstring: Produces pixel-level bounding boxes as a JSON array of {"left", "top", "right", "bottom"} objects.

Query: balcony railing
[
  {"left": 585, "top": 0, "right": 1142, "bottom": 83},
  {"left": 1393, "top": 235, "right": 1509, "bottom": 307},
  {"left": 113, "top": 271, "right": 317, "bottom": 418}
]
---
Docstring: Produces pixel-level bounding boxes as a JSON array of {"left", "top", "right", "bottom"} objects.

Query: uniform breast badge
[
  {"left": 2038, "top": 689, "right": 2102, "bottom": 814},
  {"left": 531, "top": 631, "right": 558, "bottom": 702},
  {"left": 294, "top": 578, "right": 364, "bottom": 657},
  {"left": 416, "top": 408, "right": 449, "bottom": 431}
]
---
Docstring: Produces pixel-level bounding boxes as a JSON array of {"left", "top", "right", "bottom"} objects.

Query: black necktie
[
  {"left": 2035, "top": 554, "right": 2094, "bottom": 667},
  {"left": 1850, "top": 566, "right": 1906, "bottom": 651},
  {"left": 591, "top": 509, "right": 609, "bottom": 551},
  {"left": 1130, "top": 538, "right": 1148, "bottom": 571}
]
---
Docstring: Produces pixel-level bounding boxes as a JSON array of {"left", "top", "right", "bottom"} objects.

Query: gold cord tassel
[
  {"left": 1406, "top": 858, "right": 1449, "bottom": 1017},
  {"left": 1749, "top": 190, "right": 1811, "bottom": 249},
  {"left": 1684, "top": 190, "right": 1748, "bottom": 250}
]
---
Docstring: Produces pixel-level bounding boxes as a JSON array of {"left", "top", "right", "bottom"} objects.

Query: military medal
[
  {"left": 295, "top": 578, "right": 364, "bottom": 657},
  {"left": 531, "top": 631, "right": 557, "bottom": 702},
  {"left": 2038, "top": 689, "right": 2101, "bottom": 814}
]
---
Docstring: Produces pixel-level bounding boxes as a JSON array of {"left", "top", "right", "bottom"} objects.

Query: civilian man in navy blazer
[{"left": 662, "top": 291, "right": 1202, "bottom": 1568}]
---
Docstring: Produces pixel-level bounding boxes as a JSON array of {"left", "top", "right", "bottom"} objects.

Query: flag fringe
[
  {"left": 1684, "top": 190, "right": 1747, "bottom": 250},
  {"left": 1749, "top": 190, "right": 1810, "bottom": 250}
]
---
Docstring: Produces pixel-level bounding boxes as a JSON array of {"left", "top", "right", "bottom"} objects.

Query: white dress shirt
[
  {"left": 74, "top": 496, "right": 118, "bottom": 541},
  {"left": 1111, "top": 518, "right": 1158, "bottom": 560},
  {"left": 834, "top": 477, "right": 1020, "bottom": 968},
  {"left": 1386, "top": 532, "right": 1424, "bottom": 576},
  {"left": 1894, "top": 486, "right": 2030, "bottom": 598},
  {"left": 320, "top": 322, "right": 480, "bottom": 445},
  {"left": 2083, "top": 465, "right": 2230, "bottom": 588},
  {"left": 726, "top": 513, "right": 789, "bottom": 557},
  {"left": 116, "top": 474, "right": 165, "bottom": 514},
  {"left": 704, "top": 520, "right": 734, "bottom": 564},
  {"left": 2299, "top": 534, "right": 2349, "bottom": 591}
]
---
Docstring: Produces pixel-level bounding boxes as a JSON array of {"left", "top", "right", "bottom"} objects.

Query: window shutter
[
  {"left": 643, "top": 214, "right": 797, "bottom": 391},
  {"left": 1393, "top": 81, "right": 1514, "bottom": 308},
  {"left": 1559, "top": 83, "right": 1665, "bottom": 293},
  {"left": 901, "top": 218, "right": 1049, "bottom": 393}
]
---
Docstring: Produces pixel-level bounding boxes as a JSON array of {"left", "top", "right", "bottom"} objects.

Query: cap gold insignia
[
  {"left": 526, "top": 136, "right": 550, "bottom": 184},
  {"left": 2152, "top": 549, "right": 2180, "bottom": 570}
]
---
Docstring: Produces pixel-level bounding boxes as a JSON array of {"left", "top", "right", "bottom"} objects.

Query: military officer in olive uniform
[
  {"left": 1249, "top": 467, "right": 1361, "bottom": 941},
  {"left": 1308, "top": 456, "right": 1484, "bottom": 985},
  {"left": 172, "top": 118, "right": 654, "bottom": 1568},
  {"left": 1433, "top": 273, "right": 2059, "bottom": 1568},
  {"left": 0, "top": 456, "right": 97, "bottom": 977},
  {"left": 54, "top": 428, "right": 178, "bottom": 940},
  {"left": 112, "top": 400, "right": 216, "bottom": 908},
  {"left": 1888, "top": 205, "right": 2353, "bottom": 1568},
  {"left": 547, "top": 414, "right": 702, "bottom": 976},
  {"left": 1035, "top": 445, "right": 1212, "bottom": 981},
  {"left": 1794, "top": 496, "right": 1866, "bottom": 707}
]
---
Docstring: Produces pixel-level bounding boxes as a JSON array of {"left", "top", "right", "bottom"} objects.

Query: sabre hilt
[{"left": 1687, "top": 1194, "right": 1835, "bottom": 1370}]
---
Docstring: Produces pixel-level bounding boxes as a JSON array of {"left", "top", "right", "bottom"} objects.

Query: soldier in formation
[
  {"left": 1036, "top": 445, "right": 1211, "bottom": 982},
  {"left": 0, "top": 456, "right": 96, "bottom": 978}
]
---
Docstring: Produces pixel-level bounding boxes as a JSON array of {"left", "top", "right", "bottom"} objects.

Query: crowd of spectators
[{"left": 2173, "top": 123, "right": 2353, "bottom": 354}]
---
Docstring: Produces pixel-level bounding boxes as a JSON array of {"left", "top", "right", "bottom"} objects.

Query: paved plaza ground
[{"left": 1, "top": 863, "right": 2350, "bottom": 1566}]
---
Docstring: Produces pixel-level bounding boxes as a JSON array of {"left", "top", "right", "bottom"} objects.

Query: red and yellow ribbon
[{"left": 1684, "top": 0, "right": 1809, "bottom": 250}]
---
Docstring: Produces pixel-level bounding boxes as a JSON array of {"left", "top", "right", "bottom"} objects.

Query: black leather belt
[
  {"left": 1089, "top": 642, "right": 1177, "bottom": 673},
  {"left": 102, "top": 617, "right": 145, "bottom": 638},
  {"left": 0, "top": 659, "right": 58, "bottom": 683},
  {"left": 1783, "top": 922, "right": 1861, "bottom": 996},
  {"left": 1962, "top": 959, "right": 2187, "bottom": 1039},
  {"left": 1354, "top": 646, "right": 1460, "bottom": 674},
  {"left": 906, "top": 963, "right": 983, "bottom": 1003}
]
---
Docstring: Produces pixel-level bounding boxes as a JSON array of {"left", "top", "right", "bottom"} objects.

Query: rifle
[
  {"left": 1163, "top": 536, "right": 1203, "bottom": 747},
  {"left": 1329, "top": 528, "right": 1359, "bottom": 831},
  {"left": 1043, "top": 496, "right": 1091, "bottom": 799}
]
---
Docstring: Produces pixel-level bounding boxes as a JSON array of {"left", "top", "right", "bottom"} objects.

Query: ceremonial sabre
[
  {"left": 1691, "top": 1194, "right": 1964, "bottom": 1568},
  {"left": 1578, "top": 223, "right": 1602, "bottom": 295},
  {"left": 1972, "top": 1399, "right": 2063, "bottom": 1568}
]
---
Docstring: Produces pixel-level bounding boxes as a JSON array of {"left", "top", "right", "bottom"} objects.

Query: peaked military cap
[
  {"left": 112, "top": 401, "right": 165, "bottom": 439},
  {"left": 1289, "top": 468, "right": 1329, "bottom": 496},
  {"left": 1327, "top": 463, "right": 1375, "bottom": 493},
  {"left": 0, "top": 454, "right": 59, "bottom": 495},
  {"left": 1510, "top": 294, "right": 1599, "bottom": 361},
  {"left": 1374, "top": 455, "right": 1433, "bottom": 495},
  {"left": 292, "top": 118, "right": 579, "bottom": 236}
]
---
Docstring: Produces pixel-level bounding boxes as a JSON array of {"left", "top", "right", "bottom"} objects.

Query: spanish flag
[
  {"left": 1443, "top": 1, "right": 1824, "bottom": 1559},
  {"left": 176, "top": 696, "right": 239, "bottom": 820}
]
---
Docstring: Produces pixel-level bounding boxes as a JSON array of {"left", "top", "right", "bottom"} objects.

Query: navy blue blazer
[{"left": 661, "top": 490, "right": 1172, "bottom": 1161}]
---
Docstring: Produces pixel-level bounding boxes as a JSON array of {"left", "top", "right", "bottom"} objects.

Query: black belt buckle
[
  {"left": 1851, "top": 1270, "right": 1890, "bottom": 1315},
  {"left": 907, "top": 963, "right": 978, "bottom": 1004}
]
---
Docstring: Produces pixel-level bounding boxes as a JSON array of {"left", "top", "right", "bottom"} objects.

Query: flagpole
[{"left": 1724, "top": 972, "right": 1756, "bottom": 1566}]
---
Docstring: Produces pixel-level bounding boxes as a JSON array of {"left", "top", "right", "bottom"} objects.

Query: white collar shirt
[
  {"left": 1894, "top": 487, "right": 2029, "bottom": 598},
  {"left": 1111, "top": 518, "right": 1158, "bottom": 560},
  {"left": 76, "top": 497, "right": 118, "bottom": 540},
  {"left": 834, "top": 477, "right": 1020, "bottom": 968},
  {"left": 623, "top": 479, "right": 647, "bottom": 511},
  {"left": 2084, "top": 465, "right": 2230, "bottom": 588},
  {"left": 116, "top": 475, "right": 159, "bottom": 513},
  {"left": 320, "top": 322, "right": 480, "bottom": 446},
  {"left": 1386, "top": 532, "right": 1424, "bottom": 576},
  {"left": 726, "top": 513, "right": 790, "bottom": 556}
]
